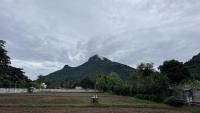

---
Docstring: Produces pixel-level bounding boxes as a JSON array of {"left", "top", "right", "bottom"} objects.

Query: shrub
[
  {"left": 121, "top": 85, "right": 130, "bottom": 96},
  {"left": 164, "top": 96, "right": 184, "bottom": 107},
  {"left": 135, "top": 94, "right": 163, "bottom": 103}
]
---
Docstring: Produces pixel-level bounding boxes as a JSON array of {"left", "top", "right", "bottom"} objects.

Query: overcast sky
[{"left": 1, "top": 0, "right": 200, "bottom": 80}]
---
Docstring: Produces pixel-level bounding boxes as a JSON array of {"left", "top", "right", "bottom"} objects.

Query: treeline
[
  {"left": 94, "top": 61, "right": 200, "bottom": 105},
  {"left": 95, "top": 61, "right": 190, "bottom": 97},
  {"left": 0, "top": 40, "right": 31, "bottom": 88},
  {"left": 33, "top": 75, "right": 94, "bottom": 89},
  {"left": 96, "top": 71, "right": 169, "bottom": 98}
]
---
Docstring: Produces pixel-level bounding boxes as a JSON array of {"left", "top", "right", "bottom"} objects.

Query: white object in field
[{"left": 41, "top": 83, "right": 47, "bottom": 89}]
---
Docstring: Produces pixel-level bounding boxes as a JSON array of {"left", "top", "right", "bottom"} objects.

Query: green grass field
[{"left": 0, "top": 92, "right": 199, "bottom": 113}]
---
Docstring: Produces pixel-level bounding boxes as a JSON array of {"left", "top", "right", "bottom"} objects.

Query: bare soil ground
[
  {"left": 0, "top": 107, "right": 190, "bottom": 113},
  {"left": 0, "top": 93, "right": 158, "bottom": 106},
  {"left": 0, "top": 93, "right": 194, "bottom": 113}
]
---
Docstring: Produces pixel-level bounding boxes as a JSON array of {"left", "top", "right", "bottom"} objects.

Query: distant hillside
[
  {"left": 45, "top": 55, "right": 136, "bottom": 82},
  {"left": 185, "top": 53, "right": 200, "bottom": 80}
]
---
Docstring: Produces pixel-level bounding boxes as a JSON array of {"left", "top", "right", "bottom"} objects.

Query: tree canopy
[
  {"left": 0, "top": 40, "right": 30, "bottom": 88},
  {"left": 0, "top": 40, "right": 10, "bottom": 66},
  {"left": 137, "top": 63, "right": 155, "bottom": 76},
  {"left": 159, "top": 60, "right": 191, "bottom": 84}
]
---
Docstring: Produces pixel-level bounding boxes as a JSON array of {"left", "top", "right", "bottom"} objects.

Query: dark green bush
[
  {"left": 164, "top": 96, "right": 184, "bottom": 107},
  {"left": 135, "top": 94, "right": 163, "bottom": 102}
]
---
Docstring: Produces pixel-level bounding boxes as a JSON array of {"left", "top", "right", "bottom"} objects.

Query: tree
[
  {"left": 79, "top": 77, "right": 94, "bottom": 89},
  {"left": 0, "top": 40, "right": 10, "bottom": 66},
  {"left": 142, "top": 73, "right": 169, "bottom": 95},
  {"left": 159, "top": 60, "right": 191, "bottom": 84},
  {"left": 96, "top": 72, "right": 124, "bottom": 92},
  {"left": 60, "top": 80, "right": 78, "bottom": 89},
  {"left": 96, "top": 73, "right": 107, "bottom": 91},
  {"left": 137, "top": 63, "right": 155, "bottom": 76},
  {"left": 107, "top": 72, "right": 123, "bottom": 91},
  {"left": 37, "top": 75, "right": 46, "bottom": 83},
  {"left": 0, "top": 40, "right": 30, "bottom": 88}
]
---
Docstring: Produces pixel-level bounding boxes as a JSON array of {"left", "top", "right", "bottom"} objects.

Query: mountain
[
  {"left": 45, "top": 54, "right": 136, "bottom": 82},
  {"left": 184, "top": 53, "right": 200, "bottom": 80}
]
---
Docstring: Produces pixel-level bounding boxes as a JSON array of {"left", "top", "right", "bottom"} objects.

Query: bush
[
  {"left": 120, "top": 85, "right": 130, "bottom": 96},
  {"left": 164, "top": 96, "right": 184, "bottom": 107},
  {"left": 135, "top": 94, "right": 163, "bottom": 103}
]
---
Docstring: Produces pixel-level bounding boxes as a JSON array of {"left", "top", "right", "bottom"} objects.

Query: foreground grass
[{"left": 181, "top": 106, "right": 200, "bottom": 113}]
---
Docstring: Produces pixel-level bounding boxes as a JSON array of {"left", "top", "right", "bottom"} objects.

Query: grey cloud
[{"left": 0, "top": 0, "right": 200, "bottom": 79}]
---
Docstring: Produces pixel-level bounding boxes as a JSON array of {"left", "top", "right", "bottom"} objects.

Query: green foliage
[
  {"left": 46, "top": 81, "right": 62, "bottom": 89},
  {"left": 159, "top": 60, "right": 191, "bottom": 83},
  {"left": 183, "top": 106, "right": 200, "bottom": 113},
  {"left": 0, "top": 40, "right": 10, "bottom": 66},
  {"left": 61, "top": 80, "right": 77, "bottom": 89},
  {"left": 106, "top": 72, "right": 123, "bottom": 90},
  {"left": 174, "top": 80, "right": 200, "bottom": 90},
  {"left": 96, "top": 72, "right": 107, "bottom": 91},
  {"left": 135, "top": 94, "right": 163, "bottom": 103},
  {"left": 129, "top": 72, "right": 169, "bottom": 96},
  {"left": 36, "top": 75, "right": 46, "bottom": 83},
  {"left": 95, "top": 63, "right": 170, "bottom": 100},
  {"left": 185, "top": 53, "right": 200, "bottom": 80},
  {"left": 0, "top": 66, "right": 30, "bottom": 88},
  {"left": 119, "top": 84, "right": 131, "bottom": 96},
  {"left": 79, "top": 77, "right": 94, "bottom": 89},
  {"left": 129, "top": 63, "right": 169, "bottom": 96},
  {"left": 96, "top": 72, "right": 123, "bottom": 92},
  {"left": 27, "top": 81, "right": 40, "bottom": 89},
  {"left": 0, "top": 40, "right": 30, "bottom": 88},
  {"left": 164, "top": 96, "right": 184, "bottom": 107},
  {"left": 137, "top": 63, "right": 155, "bottom": 76},
  {"left": 143, "top": 73, "right": 169, "bottom": 94}
]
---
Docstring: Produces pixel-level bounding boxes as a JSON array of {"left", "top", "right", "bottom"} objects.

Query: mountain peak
[
  {"left": 193, "top": 52, "right": 200, "bottom": 60},
  {"left": 88, "top": 54, "right": 106, "bottom": 61},
  {"left": 63, "top": 65, "right": 71, "bottom": 69},
  {"left": 184, "top": 52, "right": 200, "bottom": 80},
  {"left": 186, "top": 52, "right": 200, "bottom": 63},
  {"left": 46, "top": 54, "right": 136, "bottom": 81}
]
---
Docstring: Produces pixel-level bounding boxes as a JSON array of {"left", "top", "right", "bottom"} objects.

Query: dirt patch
[
  {"left": 0, "top": 93, "right": 152, "bottom": 105},
  {"left": 0, "top": 95, "right": 89, "bottom": 105},
  {"left": 0, "top": 107, "right": 189, "bottom": 113},
  {"left": 100, "top": 95, "right": 151, "bottom": 104}
]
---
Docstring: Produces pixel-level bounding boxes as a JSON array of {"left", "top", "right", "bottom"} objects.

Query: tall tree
[
  {"left": 79, "top": 77, "right": 94, "bottom": 89},
  {"left": 0, "top": 40, "right": 10, "bottom": 66},
  {"left": 159, "top": 60, "right": 191, "bottom": 84},
  {"left": 0, "top": 40, "right": 30, "bottom": 88},
  {"left": 106, "top": 72, "right": 123, "bottom": 91},
  {"left": 137, "top": 63, "right": 155, "bottom": 76},
  {"left": 96, "top": 73, "right": 107, "bottom": 91}
]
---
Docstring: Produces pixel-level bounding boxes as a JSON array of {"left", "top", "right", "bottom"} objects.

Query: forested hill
[
  {"left": 185, "top": 52, "right": 200, "bottom": 80},
  {"left": 45, "top": 55, "right": 136, "bottom": 82}
]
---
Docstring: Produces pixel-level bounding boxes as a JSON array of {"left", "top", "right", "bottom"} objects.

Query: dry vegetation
[
  {"left": 0, "top": 107, "right": 190, "bottom": 113},
  {"left": 0, "top": 93, "right": 196, "bottom": 113}
]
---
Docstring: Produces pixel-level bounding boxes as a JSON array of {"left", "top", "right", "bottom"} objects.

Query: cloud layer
[{"left": 1, "top": 0, "right": 200, "bottom": 80}]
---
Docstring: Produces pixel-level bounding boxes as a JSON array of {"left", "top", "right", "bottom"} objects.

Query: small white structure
[
  {"left": 75, "top": 86, "right": 83, "bottom": 90},
  {"left": 41, "top": 83, "right": 47, "bottom": 89}
]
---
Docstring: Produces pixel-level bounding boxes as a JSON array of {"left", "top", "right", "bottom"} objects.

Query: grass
[{"left": 181, "top": 106, "right": 200, "bottom": 113}]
